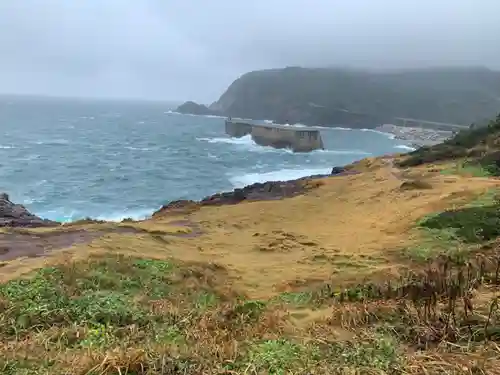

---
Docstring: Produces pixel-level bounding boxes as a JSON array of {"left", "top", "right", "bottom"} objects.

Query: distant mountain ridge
[{"left": 176, "top": 66, "right": 500, "bottom": 128}]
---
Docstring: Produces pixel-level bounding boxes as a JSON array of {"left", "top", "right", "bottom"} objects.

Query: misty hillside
[{"left": 209, "top": 67, "right": 500, "bottom": 128}]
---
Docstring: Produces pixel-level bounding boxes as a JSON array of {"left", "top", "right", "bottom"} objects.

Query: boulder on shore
[{"left": 0, "top": 193, "right": 59, "bottom": 228}]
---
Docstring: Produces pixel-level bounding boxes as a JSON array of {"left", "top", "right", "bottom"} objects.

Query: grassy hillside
[
  {"left": 210, "top": 67, "right": 500, "bottom": 127},
  {"left": 398, "top": 113, "right": 500, "bottom": 169},
  {"left": 2, "top": 152, "right": 500, "bottom": 373}
]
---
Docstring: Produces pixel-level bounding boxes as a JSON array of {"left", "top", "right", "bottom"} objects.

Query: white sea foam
[
  {"left": 197, "top": 135, "right": 279, "bottom": 153},
  {"left": 0, "top": 145, "right": 15, "bottom": 149},
  {"left": 31, "top": 139, "right": 70, "bottom": 146},
  {"left": 198, "top": 134, "right": 253, "bottom": 145},
  {"left": 326, "top": 126, "right": 350, "bottom": 131},
  {"left": 395, "top": 145, "right": 416, "bottom": 151},
  {"left": 198, "top": 135, "right": 371, "bottom": 156},
  {"left": 124, "top": 146, "right": 152, "bottom": 151},
  {"left": 321, "top": 149, "right": 371, "bottom": 155},
  {"left": 22, "top": 196, "right": 45, "bottom": 205},
  {"left": 360, "top": 128, "right": 396, "bottom": 139},
  {"left": 229, "top": 167, "right": 332, "bottom": 188},
  {"left": 204, "top": 114, "right": 226, "bottom": 119},
  {"left": 167, "top": 111, "right": 225, "bottom": 119},
  {"left": 43, "top": 208, "right": 153, "bottom": 223},
  {"left": 94, "top": 208, "right": 154, "bottom": 222}
]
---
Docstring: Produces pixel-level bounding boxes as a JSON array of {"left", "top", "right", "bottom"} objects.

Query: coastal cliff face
[{"left": 207, "top": 66, "right": 500, "bottom": 127}]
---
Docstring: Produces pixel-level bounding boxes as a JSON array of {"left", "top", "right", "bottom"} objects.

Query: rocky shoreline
[
  {"left": 0, "top": 193, "right": 59, "bottom": 228},
  {"left": 375, "top": 124, "right": 454, "bottom": 148},
  {"left": 153, "top": 166, "right": 354, "bottom": 217},
  {"left": 1, "top": 167, "right": 353, "bottom": 228}
]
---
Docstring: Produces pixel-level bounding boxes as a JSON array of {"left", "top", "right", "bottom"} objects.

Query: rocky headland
[
  {"left": 0, "top": 193, "right": 59, "bottom": 228},
  {"left": 178, "top": 67, "right": 500, "bottom": 129}
]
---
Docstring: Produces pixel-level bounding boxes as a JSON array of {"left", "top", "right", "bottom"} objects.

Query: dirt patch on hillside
[{"left": 0, "top": 227, "right": 134, "bottom": 261}]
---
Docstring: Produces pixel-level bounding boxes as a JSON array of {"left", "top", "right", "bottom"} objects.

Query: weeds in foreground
[
  {"left": 0, "top": 246, "right": 499, "bottom": 373},
  {"left": 0, "top": 254, "right": 414, "bottom": 374}
]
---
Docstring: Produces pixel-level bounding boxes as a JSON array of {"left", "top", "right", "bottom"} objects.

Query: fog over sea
[{"left": 0, "top": 96, "right": 413, "bottom": 222}]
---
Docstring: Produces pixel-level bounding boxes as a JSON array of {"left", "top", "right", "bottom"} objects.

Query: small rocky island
[{"left": 174, "top": 101, "right": 220, "bottom": 116}]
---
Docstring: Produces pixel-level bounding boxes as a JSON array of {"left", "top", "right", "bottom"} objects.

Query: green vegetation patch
[
  {"left": 418, "top": 201, "right": 500, "bottom": 244},
  {"left": 439, "top": 160, "right": 493, "bottom": 177},
  {"left": 247, "top": 338, "right": 314, "bottom": 374},
  {"left": 323, "top": 334, "right": 404, "bottom": 372},
  {"left": 274, "top": 291, "right": 314, "bottom": 307},
  {"left": 0, "top": 256, "right": 182, "bottom": 336},
  {"left": 401, "top": 188, "right": 500, "bottom": 264}
]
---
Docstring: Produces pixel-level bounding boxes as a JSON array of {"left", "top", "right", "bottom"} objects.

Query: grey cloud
[{"left": 0, "top": 0, "right": 499, "bottom": 102}]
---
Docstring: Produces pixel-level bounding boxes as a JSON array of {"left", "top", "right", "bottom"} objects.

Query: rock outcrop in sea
[
  {"left": 0, "top": 193, "right": 59, "bottom": 227},
  {"left": 174, "top": 101, "right": 221, "bottom": 116}
]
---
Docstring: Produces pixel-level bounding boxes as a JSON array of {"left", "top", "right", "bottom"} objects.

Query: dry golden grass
[
  {"left": 1, "top": 157, "right": 500, "bottom": 374},
  {"left": 3, "top": 159, "right": 499, "bottom": 290}
]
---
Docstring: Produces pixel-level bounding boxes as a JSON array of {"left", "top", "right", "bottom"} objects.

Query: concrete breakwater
[{"left": 225, "top": 120, "right": 324, "bottom": 152}]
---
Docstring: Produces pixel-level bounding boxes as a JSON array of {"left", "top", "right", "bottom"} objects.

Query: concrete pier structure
[{"left": 225, "top": 120, "right": 324, "bottom": 152}]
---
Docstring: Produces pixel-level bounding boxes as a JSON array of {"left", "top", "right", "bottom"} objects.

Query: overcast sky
[{"left": 1, "top": 0, "right": 499, "bottom": 103}]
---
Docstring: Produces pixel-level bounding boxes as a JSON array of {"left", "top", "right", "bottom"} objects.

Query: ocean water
[{"left": 0, "top": 96, "right": 412, "bottom": 222}]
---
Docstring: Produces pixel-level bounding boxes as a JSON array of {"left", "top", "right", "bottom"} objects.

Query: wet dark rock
[
  {"left": 331, "top": 166, "right": 346, "bottom": 175},
  {"left": 200, "top": 180, "right": 311, "bottom": 206},
  {"left": 0, "top": 193, "right": 59, "bottom": 228},
  {"left": 152, "top": 199, "right": 199, "bottom": 218},
  {"left": 153, "top": 177, "right": 320, "bottom": 216}
]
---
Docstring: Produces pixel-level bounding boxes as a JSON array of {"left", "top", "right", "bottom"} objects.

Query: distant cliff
[
  {"left": 175, "top": 101, "right": 220, "bottom": 116},
  {"left": 208, "top": 67, "right": 500, "bottom": 128}
]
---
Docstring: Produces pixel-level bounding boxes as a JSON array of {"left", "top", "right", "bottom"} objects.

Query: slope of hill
[
  {"left": 398, "top": 113, "right": 500, "bottom": 168},
  {"left": 2, "top": 155, "right": 500, "bottom": 373},
  {"left": 209, "top": 66, "right": 500, "bottom": 127},
  {"left": 4, "top": 115, "right": 500, "bottom": 372}
]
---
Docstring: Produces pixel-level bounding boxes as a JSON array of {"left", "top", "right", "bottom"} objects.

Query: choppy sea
[{"left": 0, "top": 96, "right": 414, "bottom": 222}]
